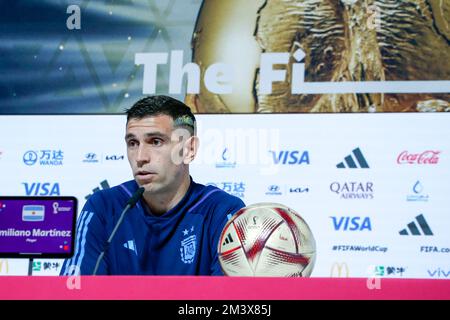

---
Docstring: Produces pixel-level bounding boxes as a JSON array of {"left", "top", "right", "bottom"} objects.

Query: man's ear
[
  {"left": 183, "top": 136, "right": 199, "bottom": 164},
  {"left": 171, "top": 128, "right": 194, "bottom": 165}
]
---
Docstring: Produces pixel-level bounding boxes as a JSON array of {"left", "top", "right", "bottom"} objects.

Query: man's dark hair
[{"left": 126, "top": 95, "right": 196, "bottom": 136}]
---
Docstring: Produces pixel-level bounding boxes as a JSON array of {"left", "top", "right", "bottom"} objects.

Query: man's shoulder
[
  {"left": 87, "top": 180, "right": 138, "bottom": 206},
  {"left": 192, "top": 181, "right": 246, "bottom": 211}
]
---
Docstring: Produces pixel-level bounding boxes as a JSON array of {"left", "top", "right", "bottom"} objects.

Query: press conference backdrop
[
  {"left": 1, "top": 0, "right": 449, "bottom": 114},
  {"left": 1, "top": 0, "right": 449, "bottom": 278},
  {"left": 0, "top": 114, "right": 449, "bottom": 278}
]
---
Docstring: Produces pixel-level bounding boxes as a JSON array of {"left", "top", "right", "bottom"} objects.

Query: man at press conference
[{"left": 60, "top": 95, "right": 245, "bottom": 275}]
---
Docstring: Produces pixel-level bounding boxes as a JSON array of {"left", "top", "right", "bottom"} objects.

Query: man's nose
[{"left": 136, "top": 145, "right": 150, "bottom": 165}]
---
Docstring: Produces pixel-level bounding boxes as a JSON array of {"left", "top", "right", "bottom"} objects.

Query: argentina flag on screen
[{"left": 22, "top": 205, "right": 45, "bottom": 222}]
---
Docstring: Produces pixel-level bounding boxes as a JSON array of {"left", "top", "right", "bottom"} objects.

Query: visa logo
[
  {"left": 23, "top": 182, "right": 61, "bottom": 196},
  {"left": 330, "top": 216, "right": 372, "bottom": 231},
  {"left": 427, "top": 268, "right": 450, "bottom": 278},
  {"left": 269, "top": 151, "right": 310, "bottom": 165}
]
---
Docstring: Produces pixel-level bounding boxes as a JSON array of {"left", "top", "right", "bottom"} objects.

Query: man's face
[{"left": 125, "top": 114, "right": 191, "bottom": 194}]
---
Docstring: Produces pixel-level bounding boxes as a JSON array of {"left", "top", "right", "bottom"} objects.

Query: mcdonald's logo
[
  {"left": 330, "top": 262, "right": 349, "bottom": 277},
  {"left": 0, "top": 259, "right": 9, "bottom": 274}
]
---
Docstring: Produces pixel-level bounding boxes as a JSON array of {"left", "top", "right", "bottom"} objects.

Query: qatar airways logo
[{"left": 397, "top": 151, "right": 440, "bottom": 165}]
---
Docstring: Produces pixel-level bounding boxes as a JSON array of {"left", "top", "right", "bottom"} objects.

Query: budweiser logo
[{"left": 397, "top": 151, "right": 440, "bottom": 164}]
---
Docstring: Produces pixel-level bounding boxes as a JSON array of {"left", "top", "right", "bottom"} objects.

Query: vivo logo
[
  {"left": 427, "top": 268, "right": 450, "bottom": 278},
  {"left": 330, "top": 216, "right": 372, "bottom": 231},
  {"left": 269, "top": 151, "right": 310, "bottom": 165},
  {"left": 23, "top": 182, "right": 61, "bottom": 196}
]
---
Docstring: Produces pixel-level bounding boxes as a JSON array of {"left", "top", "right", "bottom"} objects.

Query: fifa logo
[
  {"left": 330, "top": 262, "right": 349, "bottom": 277},
  {"left": 0, "top": 259, "right": 9, "bottom": 274},
  {"left": 248, "top": 216, "right": 260, "bottom": 230}
]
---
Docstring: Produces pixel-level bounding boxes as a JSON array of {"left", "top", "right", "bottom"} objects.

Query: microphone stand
[{"left": 92, "top": 187, "right": 145, "bottom": 275}]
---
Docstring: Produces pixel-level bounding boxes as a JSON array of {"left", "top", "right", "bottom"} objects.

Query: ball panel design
[{"left": 218, "top": 202, "right": 316, "bottom": 277}]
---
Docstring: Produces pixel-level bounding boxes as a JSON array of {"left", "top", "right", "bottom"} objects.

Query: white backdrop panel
[{"left": 0, "top": 114, "right": 449, "bottom": 278}]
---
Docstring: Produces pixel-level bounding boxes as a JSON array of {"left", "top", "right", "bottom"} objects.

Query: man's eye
[
  {"left": 152, "top": 139, "right": 163, "bottom": 146},
  {"left": 127, "top": 140, "right": 138, "bottom": 147}
]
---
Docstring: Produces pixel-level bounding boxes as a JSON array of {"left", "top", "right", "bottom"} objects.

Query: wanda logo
[{"left": 397, "top": 151, "right": 440, "bottom": 164}]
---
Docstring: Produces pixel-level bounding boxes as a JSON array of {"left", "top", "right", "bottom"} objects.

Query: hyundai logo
[{"left": 268, "top": 185, "right": 280, "bottom": 192}]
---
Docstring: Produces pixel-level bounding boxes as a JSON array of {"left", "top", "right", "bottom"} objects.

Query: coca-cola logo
[{"left": 397, "top": 151, "right": 441, "bottom": 164}]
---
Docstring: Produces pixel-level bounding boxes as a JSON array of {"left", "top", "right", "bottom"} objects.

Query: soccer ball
[{"left": 218, "top": 203, "right": 316, "bottom": 276}]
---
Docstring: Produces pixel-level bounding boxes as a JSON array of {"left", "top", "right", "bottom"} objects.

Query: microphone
[{"left": 92, "top": 187, "right": 145, "bottom": 275}]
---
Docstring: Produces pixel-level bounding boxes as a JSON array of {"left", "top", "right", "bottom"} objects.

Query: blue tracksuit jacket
[{"left": 60, "top": 178, "right": 245, "bottom": 275}]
